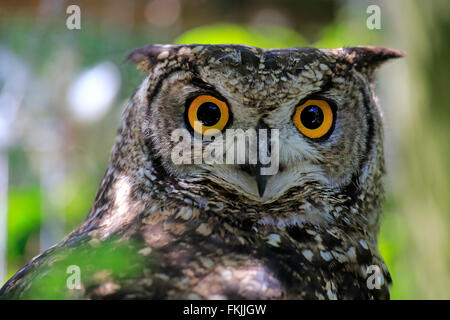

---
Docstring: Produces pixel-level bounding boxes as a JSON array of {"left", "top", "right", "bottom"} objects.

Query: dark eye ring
[
  {"left": 293, "top": 99, "right": 334, "bottom": 139},
  {"left": 186, "top": 95, "right": 230, "bottom": 135}
]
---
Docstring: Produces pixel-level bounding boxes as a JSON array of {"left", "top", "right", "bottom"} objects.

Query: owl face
[{"left": 128, "top": 44, "right": 402, "bottom": 207}]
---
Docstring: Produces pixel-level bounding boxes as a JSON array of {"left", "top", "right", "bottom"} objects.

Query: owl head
[{"left": 117, "top": 44, "right": 402, "bottom": 235}]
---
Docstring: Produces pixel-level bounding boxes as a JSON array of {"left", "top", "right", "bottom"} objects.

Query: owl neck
[{"left": 81, "top": 158, "right": 383, "bottom": 246}]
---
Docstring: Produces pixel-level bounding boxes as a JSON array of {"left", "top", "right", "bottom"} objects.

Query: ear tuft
[
  {"left": 341, "top": 46, "right": 405, "bottom": 76},
  {"left": 126, "top": 44, "right": 179, "bottom": 72}
]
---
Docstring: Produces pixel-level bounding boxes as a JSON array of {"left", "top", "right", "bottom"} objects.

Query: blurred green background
[{"left": 0, "top": 0, "right": 449, "bottom": 299}]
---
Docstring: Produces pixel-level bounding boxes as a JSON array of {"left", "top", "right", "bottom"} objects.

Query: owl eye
[
  {"left": 186, "top": 95, "right": 230, "bottom": 135},
  {"left": 293, "top": 99, "right": 334, "bottom": 139}
]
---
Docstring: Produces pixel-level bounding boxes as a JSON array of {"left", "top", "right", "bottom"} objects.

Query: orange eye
[
  {"left": 186, "top": 95, "right": 230, "bottom": 135},
  {"left": 293, "top": 99, "right": 334, "bottom": 139}
]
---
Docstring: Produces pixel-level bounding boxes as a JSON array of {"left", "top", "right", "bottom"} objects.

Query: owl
[{"left": 0, "top": 44, "right": 403, "bottom": 300}]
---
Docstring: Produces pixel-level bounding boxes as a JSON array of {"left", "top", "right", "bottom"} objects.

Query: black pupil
[
  {"left": 300, "top": 105, "right": 324, "bottom": 129},
  {"left": 197, "top": 102, "right": 221, "bottom": 126}
]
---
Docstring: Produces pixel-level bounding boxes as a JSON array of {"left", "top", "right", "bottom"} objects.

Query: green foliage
[
  {"left": 63, "top": 176, "right": 97, "bottom": 231},
  {"left": 314, "top": 21, "right": 380, "bottom": 48},
  {"left": 19, "top": 238, "right": 147, "bottom": 299},
  {"left": 378, "top": 198, "right": 417, "bottom": 299},
  {"left": 175, "top": 23, "right": 307, "bottom": 49},
  {"left": 7, "top": 186, "right": 41, "bottom": 262}
]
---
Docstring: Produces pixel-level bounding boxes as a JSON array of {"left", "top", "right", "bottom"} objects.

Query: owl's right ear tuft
[{"left": 126, "top": 45, "right": 179, "bottom": 72}]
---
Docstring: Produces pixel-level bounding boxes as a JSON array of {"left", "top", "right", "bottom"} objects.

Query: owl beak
[
  {"left": 256, "top": 172, "right": 270, "bottom": 198},
  {"left": 241, "top": 163, "right": 270, "bottom": 198}
]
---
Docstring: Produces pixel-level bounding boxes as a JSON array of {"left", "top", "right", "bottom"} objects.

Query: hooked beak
[
  {"left": 241, "top": 163, "right": 271, "bottom": 197},
  {"left": 246, "top": 119, "right": 274, "bottom": 198}
]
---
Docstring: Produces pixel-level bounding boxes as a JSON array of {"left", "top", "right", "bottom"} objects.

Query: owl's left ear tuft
[
  {"left": 340, "top": 46, "right": 405, "bottom": 77},
  {"left": 126, "top": 44, "right": 179, "bottom": 72}
]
